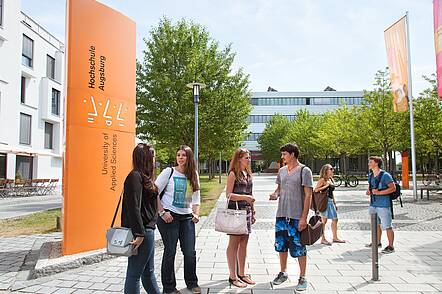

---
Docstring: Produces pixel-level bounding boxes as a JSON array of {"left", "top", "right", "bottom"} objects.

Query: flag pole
[{"left": 406, "top": 11, "right": 418, "bottom": 200}]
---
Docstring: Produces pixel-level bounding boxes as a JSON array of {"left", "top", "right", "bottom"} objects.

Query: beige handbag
[{"left": 215, "top": 197, "right": 248, "bottom": 235}]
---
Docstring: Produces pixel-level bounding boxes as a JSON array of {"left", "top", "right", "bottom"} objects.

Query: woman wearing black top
[
  {"left": 121, "top": 143, "right": 160, "bottom": 294},
  {"left": 314, "top": 164, "right": 345, "bottom": 245}
]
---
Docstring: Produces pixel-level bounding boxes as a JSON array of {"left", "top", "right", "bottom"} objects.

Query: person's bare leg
[
  {"left": 298, "top": 255, "right": 307, "bottom": 276},
  {"left": 237, "top": 235, "right": 249, "bottom": 276},
  {"left": 226, "top": 236, "right": 241, "bottom": 279},
  {"left": 386, "top": 228, "right": 394, "bottom": 247},
  {"left": 377, "top": 224, "right": 382, "bottom": 245},
  {"left": 321, "top": 217, "right": 330, "bottom": 244},
  {"left": 279, "top": 252, "right": 288, "bottom": 272}
]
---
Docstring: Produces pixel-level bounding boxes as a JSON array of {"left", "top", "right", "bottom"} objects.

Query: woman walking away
[
  {"left": 314, "top": 164, "right": 345, "bottom": 245},
  {"left": 122, "top": 143, "right": 161, "bottom": 294},
  {"left": 156, "top": 145, "right": 201, "bottom": 294},
  {"left": 225, "top": 148, "right": 256, "bottom": 288}
]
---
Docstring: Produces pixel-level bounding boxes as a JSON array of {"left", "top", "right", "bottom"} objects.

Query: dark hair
[
  {"left": 132, "top": 143, "right": 157, "bottom": 195},
  {"left": 229, "top": 148, "right": 252, "bottom": 180},
  {"left": 175, "top": 145, "right": 200, "bottom": 192},
  {"left": 369, "top": 156, "right": 383, "bottom": 168},
  {"left": 280, "top": 143, "right": 300, "bottom": 158}
]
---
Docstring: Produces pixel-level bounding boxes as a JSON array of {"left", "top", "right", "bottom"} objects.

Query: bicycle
[
  {"left": 333, "top": 174, "right": 359, "bottom": 187},
  {"left": 422, "top": 172, "right": 441, "bottom": 186}
]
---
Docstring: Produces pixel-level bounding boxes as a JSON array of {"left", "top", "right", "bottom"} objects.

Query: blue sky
[{"left": 22, "top": 0, "right": 435, "bottom": 95}]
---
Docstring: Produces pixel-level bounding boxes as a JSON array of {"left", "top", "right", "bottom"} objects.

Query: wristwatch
[{"left": 159, "top": 210, "right": 166, "bottom": 217}]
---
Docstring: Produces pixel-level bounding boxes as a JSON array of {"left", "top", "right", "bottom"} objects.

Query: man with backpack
[
  {"left": 366, "top": 156, "right": 397, "bottom": 254},
  {"left": 269, "top": 143, "right": 313, "bottom": 291}
]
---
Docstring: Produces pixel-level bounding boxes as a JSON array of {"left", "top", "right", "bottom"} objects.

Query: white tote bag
[{"left": 215, "top": 198, "right": 248, "bottom": 235}]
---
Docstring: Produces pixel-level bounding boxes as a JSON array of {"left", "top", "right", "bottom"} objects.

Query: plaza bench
[{"left": 420, "top": 186, "right": 442, "bottom": 200}]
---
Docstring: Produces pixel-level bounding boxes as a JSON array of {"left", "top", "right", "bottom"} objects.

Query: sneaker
[
  {"left": 381, "top": 246, "right": 395, "bottom": 254},
  {"left": 272, "top": 272, "right": 288, "bottom": 285},
  {"left": 365, "top": 242, "right": 382, "bottom": 248},
  {"left": 295, "top": 277, "right": 308, "bottom": 291},
  {"left": 188, "top": 286, "right": 201, "bottom": 294}
]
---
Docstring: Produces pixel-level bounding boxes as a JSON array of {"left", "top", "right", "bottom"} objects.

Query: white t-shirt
[{"left": 155, "top": 167, "right": 201, "bottom": 215}]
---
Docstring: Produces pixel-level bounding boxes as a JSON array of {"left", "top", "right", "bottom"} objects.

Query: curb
[{"left": 28, "top": 236, "right": 164, "bottom": 280}]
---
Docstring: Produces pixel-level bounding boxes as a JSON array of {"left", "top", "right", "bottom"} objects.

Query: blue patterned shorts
[{"left": 275, "top": 217, "right": 307, "bottom": 257}]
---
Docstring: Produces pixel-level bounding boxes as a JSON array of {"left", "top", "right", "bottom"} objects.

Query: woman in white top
[{"left": 156, "top": 145, "right": 201, "bottom": 294}]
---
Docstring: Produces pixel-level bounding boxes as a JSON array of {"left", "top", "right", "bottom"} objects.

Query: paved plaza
[{"left": 1, "top": 175, "right": 442, "bottom": 293}]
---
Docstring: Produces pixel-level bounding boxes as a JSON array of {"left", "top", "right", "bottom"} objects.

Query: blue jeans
[
  {"left": 157, "top": 212, "right": 198, "bottom": 293},
  {"left": 124, "top": 228, "right": 160, "bottom": 294}
]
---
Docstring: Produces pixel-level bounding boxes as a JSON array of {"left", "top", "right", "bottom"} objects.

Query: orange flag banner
[
  {"left": 434, "top": 0, "right": 442, "bottom": 100},
  {"left": 384, "top": 16, "right": 409, "bottom": 112}
]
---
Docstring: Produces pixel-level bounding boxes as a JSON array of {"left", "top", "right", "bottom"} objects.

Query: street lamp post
[{"left": 186, "top": 82, "right": 206, "bottom": 170}]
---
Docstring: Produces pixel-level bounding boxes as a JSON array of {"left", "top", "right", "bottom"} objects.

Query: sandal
[
  {"left": 333, "top": 239, "right": 346, "bottom": 243},
  {"left": 229, "top": 277, "right": 246, "bottom": 288},
  {"left": 321, "top": 240, "right": 332, "bottom": 246},
  {"left": 238, "top": 274, "right": 256, "bottom": 285}
]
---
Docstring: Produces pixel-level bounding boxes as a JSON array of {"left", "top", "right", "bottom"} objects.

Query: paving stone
[
  {"left": 88, "top": 283, "right": 108, "bottom": 290},
  {"left": 72, "top": 282, "right": 93, "bottom": 289},
  {"left": 391, "top": 283, "right": 440, "bottom": 291},
  {"left": 106, "top": 284, "right": 124, "bottom": 292}
]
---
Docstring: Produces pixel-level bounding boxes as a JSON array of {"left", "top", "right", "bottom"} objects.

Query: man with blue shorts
[
  {"left": 269, "top": 143, "right": 313, "bottom": 291},
  {"left": 366, "top": 156, "right": 396, "bottom": 254}
]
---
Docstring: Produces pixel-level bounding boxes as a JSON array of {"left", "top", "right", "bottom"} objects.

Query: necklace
[{"left": 287, "top": 162, "right": 299, "bottom": 173}]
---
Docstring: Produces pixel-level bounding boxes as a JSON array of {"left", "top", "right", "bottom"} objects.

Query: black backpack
[{"left": 370, "top": 171, "right": 403, "bottom": 208}]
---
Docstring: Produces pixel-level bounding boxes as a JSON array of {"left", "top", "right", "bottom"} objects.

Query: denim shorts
[
  {"left": 274, "top": 217, "right": 306, "bottom": 258},
  {"left": 320, "top": 199, "right": 338, "bottom": 219},
  {"left": 369, "top": 206, "right": 392, "bottom": 230}
]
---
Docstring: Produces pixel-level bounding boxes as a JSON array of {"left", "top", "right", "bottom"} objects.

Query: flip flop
[
  {"left": 333, "top": 239, "right": 346, "bottom": 243},
  {"left": 321, "top": 241, "right": 332, "bottom": 246}
]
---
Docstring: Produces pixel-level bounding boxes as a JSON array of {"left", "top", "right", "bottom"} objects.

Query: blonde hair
[
  {"left": 319, "top": 164, "right": 333, "bottom": 180},
  {"left": 228, "top": 148, "right": 252, "bottom": 180}
]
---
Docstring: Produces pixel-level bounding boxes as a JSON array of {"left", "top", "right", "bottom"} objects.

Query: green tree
[
  {"left": 315, "top": 106, "right": 363, "bottom": 173},
  {"left": 414, "top": 74, "right": 442, "bottom": 171},
  {"left": 257, "top": 115, "right": 290, "bottom": 163},
  {"left": 284, "top": 109, "right": 323, "bottom": 165},
  {"left": 137, "top": 18, "right": 251, "bottom": 167},
  {"left": 359, "top": 69, "right": 409, "bottom": 173}
]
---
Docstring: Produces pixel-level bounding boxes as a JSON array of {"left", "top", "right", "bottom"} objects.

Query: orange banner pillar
[
  {"left": 63, "top": 0, "right": 136, "bottom": 255},
  {"left": 401, "top": 151, "right": 409, "bottom": 189}
]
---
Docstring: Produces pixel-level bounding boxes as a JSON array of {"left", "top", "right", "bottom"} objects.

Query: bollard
[
  {"left": 56, "top": 216, "right": 61, "bottom": 231},
  {"left": 371, "top": 212, "right": 379, "bottom": 281}
]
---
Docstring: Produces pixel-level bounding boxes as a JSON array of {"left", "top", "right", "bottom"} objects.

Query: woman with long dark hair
[
  {"left": 156, "top": 145, "right": 201, "bottom": 294},
  {"left": 122, "top": 143, "right": 160, "bottom": 294},
  {"left": 225, "top": 148, "right": 256, "bottom": 288}
]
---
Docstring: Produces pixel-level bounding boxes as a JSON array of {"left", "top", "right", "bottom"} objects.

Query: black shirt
[{"left": 121, "top": 171, "right": 158, "bottom": 237}]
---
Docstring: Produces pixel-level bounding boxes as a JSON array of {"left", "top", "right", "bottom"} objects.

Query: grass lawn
[
  {"left": 0, "top": 175, "right": 226, "bottom": 237},
  {"left": 199, "top": 175, "right": 226, "bottom": 216},
  {"left": 0, "top": 208, "right": 61, "bottom": 237}
]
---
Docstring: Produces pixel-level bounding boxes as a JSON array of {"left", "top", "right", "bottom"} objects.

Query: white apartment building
[
  {"left": 243, "top": 89, "right": 366, "bottom": 172},
  {"left": 0, "top": 0, "right": 64, "bottom": 181}
]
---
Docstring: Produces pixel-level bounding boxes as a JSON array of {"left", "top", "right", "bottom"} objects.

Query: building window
[
  {"left": 245, "top": 133, "right": 262, "bottom": 141},
  {"left": 22, "top": 35, "right": 34, "bottom": 67},
  {"left": 16, "top": 155, "right": 33, "bottom": 180},
  {"left": 0, "top": 0, "right": 3, "bottom": 27},
  {"left": 20, "top": 76, "right": 26, "bottom": 103},
  {"left": 51, "top": 88, "right": 60, "bottom": 115},
  {"left": 44, "top": 122, "right": 53, "bottom": 149},
  {"left": 46, "top": 55, "right": 55, "bottom": 79},
  {"left": 19, "top": 113, "right": 31, "bottom": 145},
  {"left": 0, "top": 153, "right": 6, "bottom": 179}
]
